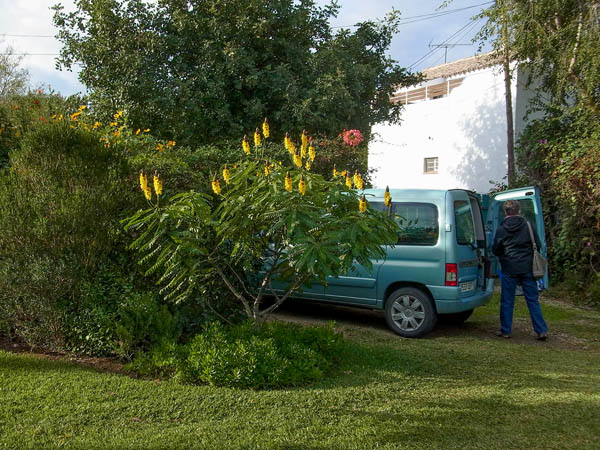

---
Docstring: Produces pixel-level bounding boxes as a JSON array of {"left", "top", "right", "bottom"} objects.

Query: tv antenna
[{"left": 428, "top": 42, "right": 472, "bottom": 63}]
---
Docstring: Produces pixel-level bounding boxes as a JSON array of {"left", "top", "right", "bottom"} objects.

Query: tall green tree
[
  {"left": 478, "top": 0, "right": 600, "bottom": 116},
  {"left": 53, "top": 0, "right": 419, "bottom": 146},
  {"left": 478, "top": 1, "right": 600, "bottom": 294}
]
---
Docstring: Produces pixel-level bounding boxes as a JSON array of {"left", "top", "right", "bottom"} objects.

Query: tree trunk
[{"left": 502, "top": 5, "right": 516, "bottom": 188}]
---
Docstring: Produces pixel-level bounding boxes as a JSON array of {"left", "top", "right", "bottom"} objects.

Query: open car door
[{"left": 486, "top": 186, "right": 548, "bottom": 289}]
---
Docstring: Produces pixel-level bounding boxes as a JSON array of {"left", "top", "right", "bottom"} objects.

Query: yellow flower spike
[
  {"left": 341, "top": 170, "right": 348, "bottom": 178},
  {"left": 264, "top": 164, "right": 271, "bottom": 176},
  {"left": 356, "top": 174, "right": 364, "bottom": 190},
  {"left": 284, "top": 172, "right": 293, "bottom": 192},
  {"left": 223, "top": 166, "right": 231, "bottom": 184},
  {"left": 308, "top": 144, "right": 315, "bottom": 162},
  {"left": 254, "top": 128, "right": 261, "bottom": 147},
  {"left": 345, "top": 174, "right": 353, "bottom": 189},
  {"left": 301, "top": 130, "right": 308, "bottom": 147},
  {"left": 139, "top": 171, "right": 149, "bottom": 193},
  {"left": 262, "top": 118, "right": 270, "bottom": 138},
  {"left": 143, "top": 186, "right": 152, "bottom": 201},
  {"left": 298, "top": 176, "right": 306, "bottom": 196},
  {"left": 242, "top": 135, "right": 251, "bottom": 155},
  {"left": 211, "top": 177, "right": 221, "bottom": 195},
  {"left": 293, "top": 151, "right": 302, "bottom": 168},
  {"left": 284, "top": 133, "right": 295, "bottom": 154},
  {"left": 333, "top": 164, "right": 339, "bottom": 178},
  {"left": 144, "top": 128, "right": 150, "bottom": 133},
  {"left": 135, "top": 128, "right": 141, "bottom": 135},
  {"left": 359, "top": 195, "right": 367, "bottom": 213},
  {"left": 153, "top": 172, "right": 163, "bottom": 196},
  {"left": 305, "top": 160, "right": 312, "bottom": 171},
  {"left": 384, "top": 186, "right": 391, "bottom": 207}
]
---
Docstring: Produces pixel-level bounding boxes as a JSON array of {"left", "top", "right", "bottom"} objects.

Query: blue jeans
[{"left": 500, "top": 273, "right": 548, "bottom": 335}]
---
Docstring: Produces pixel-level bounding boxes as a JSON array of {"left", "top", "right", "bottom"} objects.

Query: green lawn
[{"left": 1, "top": 292, "right": 599, "bottom": 449}]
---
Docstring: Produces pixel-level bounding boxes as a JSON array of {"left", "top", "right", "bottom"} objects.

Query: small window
[
  {"left": 372, "top": 202, "right": 439, "bottom": 246},
  {"left": 424, "top": 157, "right": 438, "bottom": 174}
]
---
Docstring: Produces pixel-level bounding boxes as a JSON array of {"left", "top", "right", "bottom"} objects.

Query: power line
[
  {"left": 0, "top": 53, "right": 58, "bottom": 56},
  {"left": 408, "top": 18, "right": 483, "bottom": 70},
  {"left": 1, "top": 34, "right": 54, "bottom": 38},
  {"left": 330, "top": 1, "right": 493, "bottom": 29}
]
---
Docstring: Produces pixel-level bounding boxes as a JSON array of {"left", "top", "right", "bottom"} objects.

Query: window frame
[
  {"left": 423, "top": 157, "right": 439, "bottom": 174},
  {"left": 372, "top": 201, "right": 440, "bottom": 246}
]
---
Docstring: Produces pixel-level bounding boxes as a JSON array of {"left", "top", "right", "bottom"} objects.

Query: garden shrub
[
  {"left": 177, "top": 321, "right": 344, "bottom": 389},
  {"left": 0, "top": 120, "right": 132, "bottom": 348},
  {"left": 516, "top": 111, "right": 599, "bottom": 297},
  {"left": 114, "top": 291, "right": 179, "bottom": 360}
]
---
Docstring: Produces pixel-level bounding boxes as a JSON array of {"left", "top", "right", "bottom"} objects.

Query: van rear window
[
  {"left": 372, "top": 202, "right": 439, "bottom": 246},
  {"left": 454, "top": 200, "right": 475, "bottom": 245}
]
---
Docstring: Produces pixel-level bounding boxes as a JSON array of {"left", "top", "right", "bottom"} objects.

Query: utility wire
[
  {"left": 330, "top": 1, "right": 493, "bottom": 29},
  {"left": 408, "top": 18, "right": 483, "bottom": 70},
  {"left": 1, "top": 34, "right": 54, "bottom": 38}
]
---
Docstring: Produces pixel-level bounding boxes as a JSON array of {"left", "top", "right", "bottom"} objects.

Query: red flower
[{"left": 342, "top": 129, "right": 364, "bottom": 146}]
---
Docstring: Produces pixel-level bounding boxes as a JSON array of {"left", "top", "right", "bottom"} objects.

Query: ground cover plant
[
  {"left": 0, "top": 291, "right": 598, "bottom": 449},
  {"left": 129, "top": 321, "right": 345, "bottom": 389}
]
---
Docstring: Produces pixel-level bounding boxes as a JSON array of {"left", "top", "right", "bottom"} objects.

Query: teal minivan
[{"left": 281, "top": 186, "right": 547, "bottom": 338}]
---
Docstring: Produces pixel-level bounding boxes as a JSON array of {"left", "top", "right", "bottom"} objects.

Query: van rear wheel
[{"left": 384, "top": 287, "right": 436, "bottom": 338}]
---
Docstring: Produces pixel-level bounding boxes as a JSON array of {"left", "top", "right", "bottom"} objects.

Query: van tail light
[{"left": 445, "top": 263, "right": 458, "bottom": 286}]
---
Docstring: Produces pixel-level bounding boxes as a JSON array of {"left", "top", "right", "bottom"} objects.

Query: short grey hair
[{"left": 503, "top": 200, "right": 520, "bottom": 216}]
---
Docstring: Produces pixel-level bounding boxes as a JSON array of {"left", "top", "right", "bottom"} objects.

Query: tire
[
  {"left": 384, "top": 287, "right": 437, "bottom": 338},
  {"left": 438, "top": 309, "right": 474, "bottom": 325}
]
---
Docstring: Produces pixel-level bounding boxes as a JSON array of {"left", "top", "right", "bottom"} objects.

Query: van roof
[{"left": 363, "top": 188, "right": 451, "bottom": 202}]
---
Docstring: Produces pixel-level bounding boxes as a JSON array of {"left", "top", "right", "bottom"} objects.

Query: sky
[{"left": 0, "top": 0, "right": 492, "bottom": 96}]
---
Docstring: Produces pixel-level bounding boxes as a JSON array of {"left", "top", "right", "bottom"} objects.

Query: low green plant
[
  {"left": 177, "top": 321, "right": 343, "bottom": 389},
  {"left": 114, "top": 292, "right": 179, "bottom": 360}
]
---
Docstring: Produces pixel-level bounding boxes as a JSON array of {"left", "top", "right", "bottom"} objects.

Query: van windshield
[
  {"left": 371, "top": 202, "right": 439, "bottom": 246},
  {"left": 454, "top": 200, "right": 475, "bottom": 245}
]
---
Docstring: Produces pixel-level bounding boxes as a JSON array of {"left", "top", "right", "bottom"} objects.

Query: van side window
[
  {"left": 454, "top": 200, "right": 475, "bottom": 245},
  {"left": 372, "top": 202, "right": 439, "bottom": 246}
]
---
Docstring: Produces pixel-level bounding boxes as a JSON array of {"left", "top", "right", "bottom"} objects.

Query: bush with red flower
[{"left": 342, "top": 129, "right": 364, "bottom": 147}]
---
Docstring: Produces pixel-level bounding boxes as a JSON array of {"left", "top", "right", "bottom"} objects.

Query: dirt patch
[
  {"left": 0, "top": 338, "right": 128, "bottom": 375},
  {"left": 272, "top": 299, "right": 600, "bottom": 352}
]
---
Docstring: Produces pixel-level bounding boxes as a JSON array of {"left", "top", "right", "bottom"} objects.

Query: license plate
[{"left": 460, "top": 280, "right": 475, "bottom": 292}]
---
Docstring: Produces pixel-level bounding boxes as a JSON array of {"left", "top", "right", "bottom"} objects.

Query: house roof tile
[{"left": 421, "top": 51, "right": 501, "bottom": 80}]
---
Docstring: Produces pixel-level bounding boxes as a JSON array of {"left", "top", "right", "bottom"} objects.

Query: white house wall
[{"left": 369, "top": 65, "right": 521, "bottom": 193}]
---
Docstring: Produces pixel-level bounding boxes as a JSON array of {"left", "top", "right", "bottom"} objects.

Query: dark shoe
[
  {"left": 536, "top": 332, "right": 548, "bottom": 341},
  {"left": 495, "top": 330, "right": 511, "bottom": 339}
]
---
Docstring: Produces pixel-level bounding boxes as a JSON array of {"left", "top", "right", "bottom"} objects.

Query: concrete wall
[{"left": 369, "top": 64, "right": 527, "bottom": 193}]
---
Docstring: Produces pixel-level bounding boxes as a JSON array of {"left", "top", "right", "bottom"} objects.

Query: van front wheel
[{"left": 384, "top": 288, "right": 437, "bottom": 338}]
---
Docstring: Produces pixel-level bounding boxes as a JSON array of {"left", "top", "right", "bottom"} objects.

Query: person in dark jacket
[{"left": 492, "top": 200, "right": 548, "bottom": 340}]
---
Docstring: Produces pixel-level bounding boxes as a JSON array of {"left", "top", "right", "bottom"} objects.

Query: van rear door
[
  {"left": 487, "top": 186, "right": 548, "bottom": 289},
  {"left": 449, "top": 190, "right": 487, "bottom": 295}
]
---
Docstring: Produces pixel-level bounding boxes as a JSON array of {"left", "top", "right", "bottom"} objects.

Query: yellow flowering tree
[{"left": 125, "top": 125, "right": 398, "bottom": 323}]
